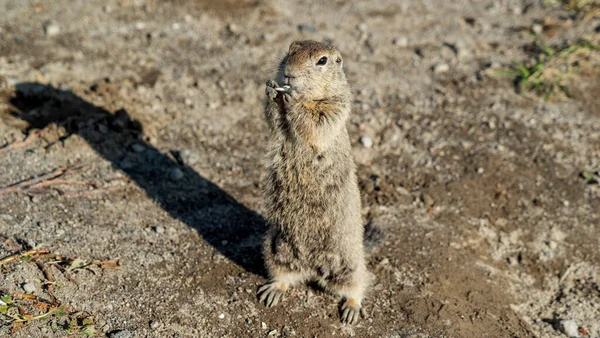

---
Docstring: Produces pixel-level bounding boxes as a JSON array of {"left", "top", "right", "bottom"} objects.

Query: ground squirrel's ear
[
  {"left": 289, "top": 41, "right": 301, "bottom": 53},
  {"left": 336, "top": 56, "right": 343, "bottom": 66}
]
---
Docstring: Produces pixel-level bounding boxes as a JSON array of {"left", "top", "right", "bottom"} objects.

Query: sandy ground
[{"left": 0, "top": 0, "right": 599, "bottom": 337}]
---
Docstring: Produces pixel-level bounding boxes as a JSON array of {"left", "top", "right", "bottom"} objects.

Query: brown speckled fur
[{"left": 259, "top": 40, "right": 370, "bottom": 325}]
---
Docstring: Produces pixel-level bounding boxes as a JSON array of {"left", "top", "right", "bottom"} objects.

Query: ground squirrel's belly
[{"left": 263, "top": 153, "right": 354, "bottom": 228}]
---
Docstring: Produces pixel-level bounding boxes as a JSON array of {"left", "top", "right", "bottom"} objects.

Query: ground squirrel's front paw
[
  {"left": 340, "top": 298, "right": 363, "bottom": 325},
  {"left": 265, "top": 80, "right": 279, "bottom": 102},
  {"left": 257, "top": 282, "right": 287, "bottom": 307},
  {"left": 283, "top": 90, "right": 303, "bottom": 107}
]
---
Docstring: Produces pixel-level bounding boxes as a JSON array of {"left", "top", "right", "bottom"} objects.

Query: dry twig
[
  {"left": 0, "top": 125, "right": 52, "bottom": 154},
  {"left": 0, "top": 249, "right": 50, "bottom": 267}
]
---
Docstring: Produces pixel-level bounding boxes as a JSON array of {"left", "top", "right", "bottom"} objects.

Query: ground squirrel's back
[{"left": 259, "top": 40, "right": 370, "bottom": 325}]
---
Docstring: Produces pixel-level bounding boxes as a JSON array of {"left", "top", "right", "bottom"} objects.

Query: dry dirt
[{"left": 0, "top": 0, "right": 599, "bottom": 337}]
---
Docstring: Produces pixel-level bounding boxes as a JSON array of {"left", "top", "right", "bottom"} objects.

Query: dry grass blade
[{"left": 0, "top": 249, "right": 50, "bottom": 267}]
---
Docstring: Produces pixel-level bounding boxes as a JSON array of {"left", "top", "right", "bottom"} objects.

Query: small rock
[
  {"left": 135, "top": 22, "right": 146, "bottom": 30},
  {"left": 131, "top": 143, "right": 145, "bottom": 152},
  {"left": 150, "top": 321, "right": 160, "bottom": 329},
  {"left": 169, "top": 167, "right": 184, "bottom": 181},
  {"left": 262, "top": 33, "right": 275, "bottom": 42},
  {"left": 119, "top": 160, "right": 136, "bottom": 170},
  {"left": 378, "top": 257, "right": 390, "bottom": 267},
  {"left": 421, "top": 193, "right": 434, "bottom": 207},
  {"left": 433, "top": 63, "right": 450, "bottom": 73},
  {"left": 22, "top": 282, "right": 36, "bottom": 294},
  {"left": 557, "top": 320, "right": 579, "bottom": 337},
  {"left": 218, "top": 313, "right": 225, "bottom": 319},
  {"left": 359, "top": 136, "right": 373, "bottom": 148},
  {"left": 357, "top": 23, "right": 368, "bottom": 32},
  {"left": 396, "top": 186, "right": 411, "bottom": 196},
  {"left": 477, "top": 167, "right": 485, "bottom": 174},
  {"left": 297, "top": 24, "right": 317, "bottom": 33},
  {"left": 227, "top": 23, "right": 239, "bottom": 34},
  {"left": 43, "top": 22, "right": 60, "bottom": 36},
  {"left": 393, "top": 37, "right": 408, "bottom": 47},
  {"left": 261, "top": 322, "right": 268, "bottom": 330},
  {"left": 532, "top": 23, "right": 543, "bottom": 35},
  {"left": 108, "top": 330, "right": 134, "bottom": 338},
  {"left": 153, "top": 226, "right": 165, "bottom": 234},
  {"left": 268, "top": 329, "right": 278, "bottom": 336}
]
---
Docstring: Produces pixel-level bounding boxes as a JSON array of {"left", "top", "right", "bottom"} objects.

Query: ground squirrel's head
[{"left": 278, "top": 40, "right": 348, "bottom": 100}]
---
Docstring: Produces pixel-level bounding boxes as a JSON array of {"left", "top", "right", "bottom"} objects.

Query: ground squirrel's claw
[
  {"left": 257, "top": 283, "right": 285, "bottom": 307},
  {"left": 266, "top": 79, "right": 278, "bottom": 88},
  {"left": 340, "top": 299, "right": 361, "bottom": 324}
]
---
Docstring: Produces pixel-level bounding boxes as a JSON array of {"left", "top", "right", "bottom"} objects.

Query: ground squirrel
[{"left": 258, "top": 40, "right": 370, "bottom": 324}]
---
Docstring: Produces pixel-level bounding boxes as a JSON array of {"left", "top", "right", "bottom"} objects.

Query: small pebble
[
  {"left": 532, "top": 23, "right": 543, "bottom": 35},
  {"left": 218, "top": 313, "right": 225, "bottom": 319},
  {"left": 297, "top": 24, "right": 317, "bottom": 33},
  {"left": 557, "top": 319, "right": 579, "bottom": 337},
  {"left": 153, "top": 226, "right": 165, "bottom": 234},
  {"left": 434, "top": 63, "right": 450, "bottom": 73},
  {"left": 169, "top": 167, "right": 184, "bottom": 181},
  {"left": 268, "top": 330, "right": 278, "bottom": 336},
  {"left": 150, "top": 321, "right": 160, "bottom": 329},
  {"left": 422, "top": 193, "right": 434, "bottom": 207},
  {"left": 119, "top": 160, "right": 135, "bottom": 170},
  {"left": 262, "top": 33, "right": 275, "bottom": 42},
  {"left": 22, "top": 282, "right": 36, "bottom": 294},
  {"left": 227, "top": 23, "right": 239, "bottom": 34},
  {"left": 477, "top": 167, "right": 485, "bottom": 174},
  {"left": 359, "top": 136, "right": 373, "bottom": 148},
  {"left": 261, "top": 322, "right": 268, "bottom": 330},
  {"left": 43, "top": 22, "right": 60, "bottom": 36},
  {"left": 393, "top": 37, "right": 408, "bottom": 47},
  {"left": 108, "top": 330, "right": 134, "bottom": 338},
  {"left": 131, "top": 143, "right": 145, "bottom": 152}
]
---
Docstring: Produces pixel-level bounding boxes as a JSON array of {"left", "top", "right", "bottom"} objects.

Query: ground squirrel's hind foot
[
  {"left": 257, "top": 281, "right": 287, "bottom": 307},
  {"left": 340, "top": 297, "right": 364, "bottom": 325}
]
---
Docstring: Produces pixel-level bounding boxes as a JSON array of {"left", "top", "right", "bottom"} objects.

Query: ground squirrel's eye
[{"left": 317, "top": 56, "right": 327, "bottom": 65}]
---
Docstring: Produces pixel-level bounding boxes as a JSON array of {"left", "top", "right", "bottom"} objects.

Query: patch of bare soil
[{"left": 0, "top": 0, "right": 599, "bottom": 337}]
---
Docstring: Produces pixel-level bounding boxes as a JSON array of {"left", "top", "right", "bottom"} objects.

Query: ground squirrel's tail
[{"left": 364, "top": 221, "right": 385, "bottom": 254}]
